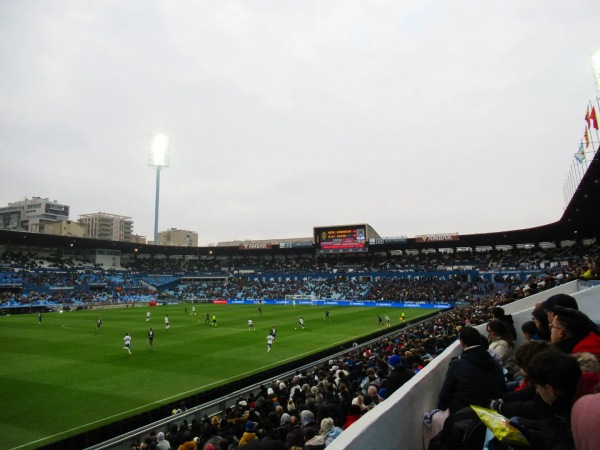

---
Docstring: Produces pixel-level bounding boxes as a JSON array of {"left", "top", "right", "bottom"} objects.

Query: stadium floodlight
[
  {"left": 148, "top": 133, "right": 170, "bottom": 245},
  {"left": 592, "top": 49, "right": 600, "bottom": 96}
]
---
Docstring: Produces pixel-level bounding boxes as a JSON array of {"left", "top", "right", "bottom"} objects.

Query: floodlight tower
[{"left": 148, "top": 134, "right": 170, "bottom": 245}]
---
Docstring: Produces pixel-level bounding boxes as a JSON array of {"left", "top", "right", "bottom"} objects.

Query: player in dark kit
[
  {"left": 324, "top": 310, "right": 330, "bottom": 320},
  {"left": 96, "top": 317, "right": 103, "bottom": 331},
  {"left": 148, "top": 328, "right": 154, "bottom": 346}
]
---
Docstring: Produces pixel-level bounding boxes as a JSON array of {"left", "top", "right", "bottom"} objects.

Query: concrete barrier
[{"left": 328, "top": 281, "right": 600, "bottom": 450}]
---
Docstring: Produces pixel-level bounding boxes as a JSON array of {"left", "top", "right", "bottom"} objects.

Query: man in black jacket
[
  {"left": 385, "top": 354, "right": 414, "bottom": 397},
  {"left": 438, "top": 327, "right": 505, "bottom": 414}
]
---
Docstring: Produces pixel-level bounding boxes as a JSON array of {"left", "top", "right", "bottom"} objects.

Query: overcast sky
[{"left": 1, "top": 1, "right": 599, "bottom": 246}]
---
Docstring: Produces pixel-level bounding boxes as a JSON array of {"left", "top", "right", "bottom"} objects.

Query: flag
[
  {"left": 591, "top": 106, "right": 599, "bottom": 130},
  {"left": 584, "top": 127, "right": 590, "bottom": 147},
  {"left": 585, "top": 106, "right": 591, "bottom": 128},
  {"left": 575, "top": 141, "right": 585, "bottom": 163}
]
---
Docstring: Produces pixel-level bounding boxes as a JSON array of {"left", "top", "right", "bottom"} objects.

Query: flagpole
[
  {"left": 567, "top": 167, "right": 576, "bottom": 204},
  {"left": 590, "top": 100, "right": 600, "bottom": 147},
  {"left": 576, "top": 157, "right": 585, "bottom": 181},
  {"left": 595, "top": 97, "right": 600, "bottom": 157}
]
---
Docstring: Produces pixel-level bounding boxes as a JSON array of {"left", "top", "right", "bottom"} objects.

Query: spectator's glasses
[{"left": 548, "top": 323, "right": 564, "bottom": 331}]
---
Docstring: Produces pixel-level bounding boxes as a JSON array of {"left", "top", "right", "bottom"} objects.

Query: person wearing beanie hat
[
  {"left": 238, "top": 421, "right": 259, "bottom": 446},
  {"left": 156, "top": 431, "right": 171, "bottom": 450},
  {"left": 319, "top": 417, "right": 343, "bottom": 446},
  {"left": 386, "top": 354, "right": 414, "bottom": 397}
]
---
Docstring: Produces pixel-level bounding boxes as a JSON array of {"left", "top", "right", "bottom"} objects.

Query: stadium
[
  {"left": 1, "top": 140, "right": 600, "bottom": 449},
  {"left": 3, "top": 5, "right": 600, "bottom": 449}
]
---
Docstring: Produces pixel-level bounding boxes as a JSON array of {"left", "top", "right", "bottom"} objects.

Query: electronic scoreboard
[{"left": 313, "top": 225, "right": 367, "bottom": 253}]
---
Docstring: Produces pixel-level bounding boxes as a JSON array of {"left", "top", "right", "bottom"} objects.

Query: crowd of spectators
[
  {"left": 3, "top": 245, "right": 599, "bottom": 448},
  {"left": 1, "top": 245, "right": 599, "bottom": 310},
  {"left": 128, "top": 257, "right": 600, "bottom": 450}
]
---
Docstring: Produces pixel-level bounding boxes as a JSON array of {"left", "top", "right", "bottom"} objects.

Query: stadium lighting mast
[{"left": 148, "top": 134, "right": 170, "bottom": 245}]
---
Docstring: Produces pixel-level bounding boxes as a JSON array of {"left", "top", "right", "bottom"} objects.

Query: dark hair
[
  {"left": 459, "top": 327, "right": 482, "bottom": 347},
  {"left": 553, "top": 306, "right": 600, "bottom": 340},
  {"left": 515, "top": 341, "right": 553, "bottom": 371},
  {"left": 527, "top": 351, "right": 581, "bottom": 395},
  {"left": 531, "top": 306, "right": 551, "bottom": 340},
  {"left": 303, "top": 427, "right": 317, "bottom": 440},
  {"left": 491, "top": 307, "right": 505, "bottom": 318},
  {"left": 520, "top": 320, "right": 538, "bottom": 339},
  {"left": 487, "top": 320, "right": 515, "bottom": 349}
]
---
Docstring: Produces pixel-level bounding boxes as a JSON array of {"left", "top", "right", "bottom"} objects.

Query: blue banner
[{"left": 226, "top": 299, "right": 451, "bottom": 309}]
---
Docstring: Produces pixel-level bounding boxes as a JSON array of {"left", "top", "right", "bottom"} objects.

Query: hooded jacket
[{"left": 438, "top": 345, "right": 505, "bottom": 413}]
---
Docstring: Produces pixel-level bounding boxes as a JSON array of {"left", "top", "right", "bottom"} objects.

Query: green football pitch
[{"left": 0, "top": 304, "right": 436, "bottom": 449}]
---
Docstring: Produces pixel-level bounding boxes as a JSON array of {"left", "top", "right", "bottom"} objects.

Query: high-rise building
[
  {"left": 157, "top": 228, "right": 198, "bottom": 247},
  {"left": 0, "top": 197, "right": 70, "bottom": 232},
  {"left": 78, "top": 213, "right": 134, "bottom": 242}
]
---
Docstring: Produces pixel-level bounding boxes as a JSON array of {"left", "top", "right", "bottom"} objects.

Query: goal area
[{"left": 284, "top": 294, "right": 317, "bottom": 305}]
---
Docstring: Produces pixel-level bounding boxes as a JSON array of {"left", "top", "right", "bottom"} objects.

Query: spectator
[
  {"left": 486, "top": 319, "right": 519, "bottom": 377},
  {"left": 491, "top": 306, "right": 517, "bottom": 340},
  {"left": 385, "top": 354, "right": 414, "bottom": 397},
  {"left": 491, "top": 351, "right": 582, "bottom": 450},
  {"left": 520, "top": 320, "right": 539, "bottom": 342},
  {"left": 177, "top": 431, "right": 197, "bottom": 450},
  {"left": 285, "top": 412, "right": 315, "bottom": 449},
  {"left": 437, "top": 327, "right": 505, "bottom": 414},
  {"left": 342, "top": 404, "right": 363, "bottom": 429},
  {"left": 571, "top": 392, "right": 600, "bottom": 450},
  {"left": 550, "top": 306, "right": 600, "bottom": 356},
  {"left": 238, "top": 421, "right": 259, "bottom": 446},
  {"left": 156, "top": 432, "right": 170, "bottom": 450},
  {"left": 531, "top": 306, "right": 551, "bottom": 341},
  {"left": 303, "top": 427, "right": 325, "bottom": 450},
  {"left": 540, "top": 293, "right": 578, "bottom": 323},
  {"left": 319, "top": 417, "right": 343, "bottom": 446}
]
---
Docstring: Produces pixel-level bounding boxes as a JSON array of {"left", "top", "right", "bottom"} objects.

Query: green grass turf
[{"left": 0, "top": 304, "right": 436, "bottom": 449}]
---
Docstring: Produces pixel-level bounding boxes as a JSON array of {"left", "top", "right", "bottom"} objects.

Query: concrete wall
[{"left": 328, "top": 281, "right": 600, "bottom": 450}]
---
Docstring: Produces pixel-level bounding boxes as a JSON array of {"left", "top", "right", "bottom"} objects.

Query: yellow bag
[{"left": 471, "top": 405, "right": 530, "bottom": 446}]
